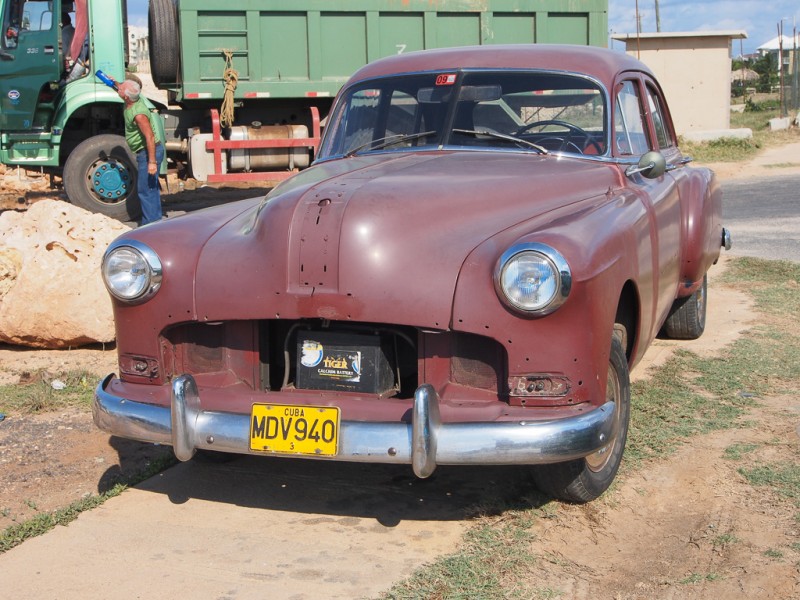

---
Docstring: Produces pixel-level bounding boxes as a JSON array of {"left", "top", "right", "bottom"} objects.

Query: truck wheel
[
  {"left": 63, "top": 134, "right": 142, "bottom": 221},
  {"left": 660, "top": 274, "right": 707, "bottom": 340},
  {"left": 531, "top": 333, "right": 631, "bottom": 503},
  {"left": 149, "top": 0, "right": 179, "bottom": 88}
]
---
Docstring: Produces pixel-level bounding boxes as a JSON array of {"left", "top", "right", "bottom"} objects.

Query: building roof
[
  {"left": 611, "top": 30, "right": 747, "bottom": 42},
  {"left": 757, "top": 34, "right": 800, "bottom": 51}
]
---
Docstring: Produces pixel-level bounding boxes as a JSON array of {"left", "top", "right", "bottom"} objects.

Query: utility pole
[
  {"left": 779, "top": 20, "right": 785, "bottom": 117},
  {"left": 655, "top": 0, "right": 661, "bottom": 32},
  {"left": 635, "top": 0, "right": 641, "bottom": 58}
]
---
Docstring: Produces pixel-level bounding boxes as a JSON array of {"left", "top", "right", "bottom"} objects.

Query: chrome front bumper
[{"left": 93, "top": 374, "right": 618, "bottom": 478}]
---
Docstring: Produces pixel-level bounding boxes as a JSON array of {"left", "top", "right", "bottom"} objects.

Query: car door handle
[
  {"left": 0, "top": 50, "right": 13, "bottom": 61},
  {"left": 666, "top": 156, "right": 693, "bottom": 171}
]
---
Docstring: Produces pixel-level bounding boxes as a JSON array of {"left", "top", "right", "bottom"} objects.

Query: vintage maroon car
[{"left": 94, "top": 45, "right": 730, "bottom": 502}]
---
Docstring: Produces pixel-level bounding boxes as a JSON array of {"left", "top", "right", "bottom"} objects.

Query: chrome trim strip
[{"left": 94, "top": 374, "right": 618, "bottom": 478}]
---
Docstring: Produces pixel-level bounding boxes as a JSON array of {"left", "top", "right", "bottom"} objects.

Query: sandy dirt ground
[{"left": 1, "top": 145, "right": 799, "bottom": 598}]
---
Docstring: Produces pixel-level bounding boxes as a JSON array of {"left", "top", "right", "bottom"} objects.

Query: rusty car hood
[{"left": 193, "top": 152, "right": 620, "bottom": 328}]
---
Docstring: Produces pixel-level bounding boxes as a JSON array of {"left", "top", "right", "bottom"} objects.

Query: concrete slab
[{"left": 0, "top": 456, "right": 528, "bottom": 599}]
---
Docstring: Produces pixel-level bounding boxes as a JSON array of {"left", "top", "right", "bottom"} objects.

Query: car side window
[
  {"left": 614, "top": 81, "right": 650, "bottom": 156},
  {"left": 646, "top": 86, "right": 674, "bottom": 150}
]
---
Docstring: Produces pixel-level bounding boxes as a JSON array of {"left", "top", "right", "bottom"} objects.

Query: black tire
[
  {"left": 149, "top": 0, "right": 180, "bottom": 88},
  {"left": 660, "top": 274, "right": 707, "bottom": 340},
  {"left": 531, "top": 333, "right": 631, "bottom": 503},
  {"left": 63, "top": 134, "right": 141, "bottom": 221}
]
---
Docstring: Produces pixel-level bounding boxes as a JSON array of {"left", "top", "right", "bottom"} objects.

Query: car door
[
  {"left": 614, "top": 75, "right": 682, "bottom": 335},
  {"left": 0, "top": 0, "right": 61, "bottom": 131}
]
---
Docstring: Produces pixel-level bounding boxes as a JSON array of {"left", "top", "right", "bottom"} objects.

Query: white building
[{"left": 128, "top": 25, "right": 149, "bottom": 72}]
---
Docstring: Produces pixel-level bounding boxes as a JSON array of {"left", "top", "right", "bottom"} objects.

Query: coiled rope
[{"left": 220, "top": 50, "right": 239, "bottom": 128}]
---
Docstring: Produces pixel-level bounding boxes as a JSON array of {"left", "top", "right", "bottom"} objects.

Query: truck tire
[
  {"left": 660, "top": 274, "right": 707, "bottom": 340},
  {"left": 149, "top": 0, "right": 179, "bottom": 88},
  {"left": 531, "top": 332, "right": 631, "bottom": 503},
  {"left": 63, "top": 134, "right": 142, "bottom": 221}
]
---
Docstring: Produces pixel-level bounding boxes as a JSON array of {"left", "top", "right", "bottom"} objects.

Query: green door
[{"left": 0, "top": 0, "right": 61, "bottom": 131}]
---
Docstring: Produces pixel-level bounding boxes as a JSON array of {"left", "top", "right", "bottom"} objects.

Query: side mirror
[{"left": 625, "top": 151, "right": 667, "bottom": 179}]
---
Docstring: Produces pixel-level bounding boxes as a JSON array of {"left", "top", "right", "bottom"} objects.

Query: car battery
[{"left": 295, "top": 330, "right": 396, "bottom": 395}]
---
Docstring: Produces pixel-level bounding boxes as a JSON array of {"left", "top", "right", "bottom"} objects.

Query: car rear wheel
[
  {"left": 530, "top": 331, "right": 631, "bottom": 503},
  {"left": 660, "top": 274, "right": 707, "bottom": 340},
  {"left": 63, "top": 134, "right": 141, "bottom": 221}
]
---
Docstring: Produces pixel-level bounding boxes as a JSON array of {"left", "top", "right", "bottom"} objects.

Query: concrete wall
[{"left": 612, "top": 32, "right": 746, "bottom": 135}]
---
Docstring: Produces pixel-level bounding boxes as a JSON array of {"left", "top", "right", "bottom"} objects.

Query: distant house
[
  {"left": 128, "top": 25, "right": 150, "bottom": 73},
  {"left": 758, "top": 34, "right": 799, "bottom": 57}
]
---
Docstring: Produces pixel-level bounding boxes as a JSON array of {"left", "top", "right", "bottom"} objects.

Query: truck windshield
[{"left": 318, "top": 71, "right": 608, "bottom": 160}]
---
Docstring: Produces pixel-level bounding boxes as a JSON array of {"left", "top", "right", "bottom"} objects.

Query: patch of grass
[
  {"left": 533, "top": 589, "right": 563, "bottom": 599},
  {"left": 382, "top": 511, "right": 538, "bottom": 599},
  {"left": 764, "top": 548, "right": 784, "bottom": 559},
  {"left": 739, "top": 463, "right": 800, "bottom": 504},
  {"left": 681, "top": 136, "right": 760, "bottom": 163},
  {"left": 713, "top": 533, "right": 740, "bottom": 548},
  {"left": 731, "top": 107, "right": 782, "bottom": 131},
  {"left": 626, "top": 345, "right": 756, "bottom": 466},
  {"left": 765, "top": 162, "right": 800, "bottom": 169},
  {"left": 719, "top": 258, "right": 800, "bottom": 319},
  {"left": 724, "top": 443, "right": 759, "bottom": 461},
  {"left": 679, "top": 572, "right": 723, "bottom": 585},
  {"left": 680, "top": 111, "right": 800, "bottom": 163},
  {"left": 0, "top": 370, "right": 95, "bottom": 415},
  {"left": 0, "top": 453, "right": 176, "bottom": 554}
]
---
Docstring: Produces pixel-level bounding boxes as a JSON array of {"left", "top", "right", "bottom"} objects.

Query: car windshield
[{"left": 318, "top": 71, "right": 608, "bottom": 159}]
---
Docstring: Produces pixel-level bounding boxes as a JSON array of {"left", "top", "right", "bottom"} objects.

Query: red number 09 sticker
[{"left": 435, "top": 74, "right": 457, "bottom": 86}]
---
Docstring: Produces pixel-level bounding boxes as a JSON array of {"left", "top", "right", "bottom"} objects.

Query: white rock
[{"left": 0, "top": 200, "right": 131, "bottom": 348}]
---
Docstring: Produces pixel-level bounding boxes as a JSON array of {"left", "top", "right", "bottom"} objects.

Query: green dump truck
[{"left": 0, "top": 0, "right": 608, "bottom": 220}]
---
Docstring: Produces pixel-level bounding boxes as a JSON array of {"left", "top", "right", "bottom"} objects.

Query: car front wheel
[{"left": 531, "top": 332, "right": 631, "bottom": 503}]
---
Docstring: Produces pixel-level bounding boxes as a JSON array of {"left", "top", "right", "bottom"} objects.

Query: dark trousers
[{"left": 136, "top": 143, "right": 165, "bottom": 225}]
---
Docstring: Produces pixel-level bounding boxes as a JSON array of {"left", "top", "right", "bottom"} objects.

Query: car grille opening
[{"left": 162, "top": 320, "right": 506, "bottom": 400}]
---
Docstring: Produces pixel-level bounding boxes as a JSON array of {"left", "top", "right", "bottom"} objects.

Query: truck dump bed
[{"left": 162, "top": 0, "right": 608, "bottom": 102}]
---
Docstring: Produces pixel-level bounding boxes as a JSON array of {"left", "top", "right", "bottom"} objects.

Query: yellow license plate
[{"left": 249, "top": 403, "right": 340, "bottom": 456}]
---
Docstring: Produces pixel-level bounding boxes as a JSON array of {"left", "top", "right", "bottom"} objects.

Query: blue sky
[{"left": 127, "top": 0, "right": 800, "bottom": 55}]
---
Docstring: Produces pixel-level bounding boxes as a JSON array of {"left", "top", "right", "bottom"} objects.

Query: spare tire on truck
[
  {"left": 63, "top": 134, "right": 142, "bottom": 221},
  {"left": 149, "top": 0, "right": 180, "bottom": 88}
]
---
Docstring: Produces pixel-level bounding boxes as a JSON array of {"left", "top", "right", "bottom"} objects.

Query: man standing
[
  {"left": 117, "top": 79, "right": 165, "bottom": 225},
  {"left": 61, "top": 13, "right": 74, "bottom": 60}
]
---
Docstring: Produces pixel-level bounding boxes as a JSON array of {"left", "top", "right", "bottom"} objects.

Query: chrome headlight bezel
[
  {"left": 101, "top": 239, "right": 163, "bottom": 304},
  {"left": 493, "top": 243, "right": 571, "bottom": 316}
]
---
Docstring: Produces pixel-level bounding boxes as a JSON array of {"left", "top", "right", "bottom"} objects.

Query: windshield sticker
[{"left": 435, "top": 74, "right": 457, "bottom": 86}]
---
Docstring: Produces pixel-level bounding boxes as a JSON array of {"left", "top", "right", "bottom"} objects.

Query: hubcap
[
  {"left": 89, "top": 160, "right": 132, "bottom": 204},
  {"left": 585, "top": 362, "right": 621, "bottom": 472}
]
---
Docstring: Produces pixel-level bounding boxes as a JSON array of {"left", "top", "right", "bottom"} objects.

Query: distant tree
[{"left": 752, "top": 53, "right": 778, "bottom": 93}]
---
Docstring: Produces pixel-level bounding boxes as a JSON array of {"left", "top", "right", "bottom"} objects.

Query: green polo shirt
[{"left": 124, "top": 98, "right": 163, "bottom": 154}]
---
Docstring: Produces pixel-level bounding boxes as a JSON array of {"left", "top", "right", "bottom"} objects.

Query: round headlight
[
  {"left": 102, "top": 240, "right": 162, "bottom": 303},
  {"left": 494, "top": 243, "right": 571, "bottom": 316}
]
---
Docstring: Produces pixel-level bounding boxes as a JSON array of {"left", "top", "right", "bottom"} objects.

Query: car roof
[{"left": 347, "top": 44, "right": 653, "bottom": 89}]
